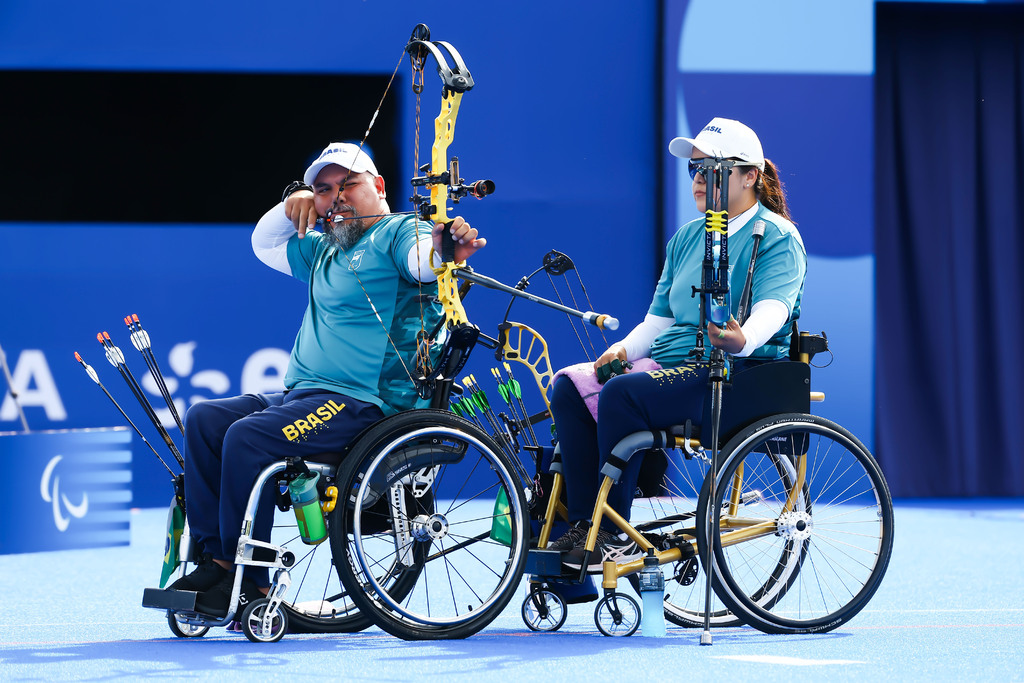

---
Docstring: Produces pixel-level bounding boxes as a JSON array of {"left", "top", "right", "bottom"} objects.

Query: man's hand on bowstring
[
  {"left": 284, "top": 189, "right": 318, "bottom": 238},
  {"left": 432, "top": 216, "right": 486, "bottom": 263},
  {"left": 708, "top": 317, "right": 746, "bottom": 355}
]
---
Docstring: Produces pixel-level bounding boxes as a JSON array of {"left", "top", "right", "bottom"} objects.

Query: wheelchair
[
  {"left": 143, "top": 313, "right": 534, "bottom": 643},
  {"left": 144, "top": 407, "right": 528, "bottom": 643},
  {"left": 522, "top": 329, "right": 895, "bottom": 637}
]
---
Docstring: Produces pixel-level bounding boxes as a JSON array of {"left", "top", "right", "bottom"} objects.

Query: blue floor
[{"left": 1, "top": 500, "right": 1022, "bottom": 682}]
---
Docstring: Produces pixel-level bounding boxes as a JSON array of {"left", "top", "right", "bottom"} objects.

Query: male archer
[{"left": 168, "top": 142, "right": 485, "bottom": 616}]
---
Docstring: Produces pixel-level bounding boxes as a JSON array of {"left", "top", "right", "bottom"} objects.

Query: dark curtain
[{"left": 875, "top": 3, "right": 1024, "bottom": 496}]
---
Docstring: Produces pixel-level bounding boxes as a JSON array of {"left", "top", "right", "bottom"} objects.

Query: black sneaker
[
  {"left": 166, "top": 556, "right": 228, "bottom": 592},
  {"left": 546, "top": 521, "right": 590, "bottom": 552},
  {"left": 194, "top": 574, "right": 267, "bottom": 617},
  {"left": 563, "top": 528, "right": 643, "bottom": 573}
]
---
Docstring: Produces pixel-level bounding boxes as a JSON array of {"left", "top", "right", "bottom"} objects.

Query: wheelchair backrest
[{"left": 698, "top": 360, "right": 811, "bottom": 449}]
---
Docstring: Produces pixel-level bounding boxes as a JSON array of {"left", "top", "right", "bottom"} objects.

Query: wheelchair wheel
[
  {"left": 240, "top": 598, "right": 288, "bottom": 643},
  {"left": 594, "top": 593, "right": 640, "bottom": 637},
  {"left": 703, "top": 413, "right": 894, "bottom": 634},
  {"left": 331, "top": 410, "right": 530, "bottom": 640},
  {"left": 522, "top": 585, "right": 567, "bottom": 632},
  {"left": 167, "top": 612, "right": 208, "bottom": 638},
  {"left": 628, "top": 450, "right": 743, "bottom": 628}
]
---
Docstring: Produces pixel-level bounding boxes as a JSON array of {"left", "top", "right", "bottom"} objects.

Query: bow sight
[{"left": 411, "top": 156, "right": 495, "bottom": 225}]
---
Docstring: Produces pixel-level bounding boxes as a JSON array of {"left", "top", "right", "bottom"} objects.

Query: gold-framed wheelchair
[{"left": 522, "top": 328, "right": 894, "bottom": 637}]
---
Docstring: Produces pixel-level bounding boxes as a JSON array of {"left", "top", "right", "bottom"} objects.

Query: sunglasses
[
  {"left": 687, "top": 159, "right": 747, "bottom": 180},
  {"left": 687, "top": 159, "right": 707, "bottom": 180}
]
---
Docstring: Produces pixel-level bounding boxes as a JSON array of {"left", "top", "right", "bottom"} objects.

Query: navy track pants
[
  {"left": 550, "top": 363, "right": 708, "bottom": 529},
  {"left": 183, "top": 389, "right": 384, "bottom": 585}
]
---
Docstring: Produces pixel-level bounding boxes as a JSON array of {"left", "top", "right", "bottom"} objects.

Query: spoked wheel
[
  {"left": 166, "top": 611, "right": 209, "bottom": 638},
  {"left": 240, "top": 598, "right": 288, "bottom": 643},
  {"left": 594, "top": 593, "right": 640, "bottom": 637},
  {"left": 629, "top": 449, "right": 742, "bottom": 628},
  {"left": 522, "top": 585, "right": 568, "bottom": 632},
  {"left": 332, "top": 410, "right": 530, "bottom": 640},
  {"left": 701, "top": 413, "right": 894, "bottom": 634}
]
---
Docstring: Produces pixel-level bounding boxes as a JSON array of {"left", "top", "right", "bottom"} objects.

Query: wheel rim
[
  {"left": 522, "top": 589, "right": 566, "bottom": 631},
  {"left": 351, "top": 425, "right": 527, "bottom": 628},
  {"left": 244, "top": 601, "right": 285, "bottom": 641},
  {"left": 595, "top": 594, "right": 640, "bottom": 637},
  {"left": 168, "top": 612, "right": 207, "bottom": 637}
]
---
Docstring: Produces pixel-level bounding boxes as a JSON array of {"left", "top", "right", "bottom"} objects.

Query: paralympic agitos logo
[{"left": 40, "top": 454, "right": 89, "bottom": 532}]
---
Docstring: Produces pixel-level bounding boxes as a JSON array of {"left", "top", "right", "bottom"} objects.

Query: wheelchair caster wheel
[
  {"left": 594, "top": 593, "right": 640, "bottom": 637},
  {"left": 167, "top": 612, "right": 209, "bottom": 638},
  {"left": 240, "top": 598, "right": 288, "bottom": 643},
  {"left": 522, "top": 588, "right": 567, "bottom": 632}
]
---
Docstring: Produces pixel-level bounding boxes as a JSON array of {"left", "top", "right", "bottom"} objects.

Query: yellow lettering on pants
[{"left": 282, "top": 399, "right": 347, "bottom": 442}]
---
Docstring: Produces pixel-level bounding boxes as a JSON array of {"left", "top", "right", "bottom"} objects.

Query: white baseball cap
[
  {"left": 303, "top": 142, "right": 379, "bottom": 185},
  {"left": 668, "top": 117, "right": 765, "bottom": 170}
]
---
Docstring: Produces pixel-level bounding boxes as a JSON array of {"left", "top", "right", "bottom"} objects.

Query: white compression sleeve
[
  {"left": 251, "top": 203, "right": 296, "bottom": 275},
  {"left": 736, "top": 299, "right": 790, "bottom": 357},
  {"left": 407, "top": 239, "right": 440, "bottom": 283},
  {"left": 618, "top": 314, "right": 673, "bottom": 361}
]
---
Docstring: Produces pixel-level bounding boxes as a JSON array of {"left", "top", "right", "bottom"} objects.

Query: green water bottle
[{"left": 289, "top": 472, "right": 328, "bottom": 545}]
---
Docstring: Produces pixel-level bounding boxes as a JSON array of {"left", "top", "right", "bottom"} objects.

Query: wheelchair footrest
[
  {"left": 525, "top": 549, "right": 564, "bottom": 577},
  {"left": 142, "top": 588, "right": 199, "bottom": 611}
]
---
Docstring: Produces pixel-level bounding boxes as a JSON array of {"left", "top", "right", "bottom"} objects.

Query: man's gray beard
[{"left": 323, "top": 217, "right": 370, "bottom": 250}]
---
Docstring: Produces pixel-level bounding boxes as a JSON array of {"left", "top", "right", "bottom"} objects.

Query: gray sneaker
[
  {"left": 563, "top": 528, "right": 642, "bottom": 573},
  {"left": 546, "top": 521, "right": 590, "bottom": 552}
]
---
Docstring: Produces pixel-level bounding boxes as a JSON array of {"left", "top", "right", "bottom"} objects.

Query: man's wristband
[{"left": 281, "top": 180, "right": 313, "bottom": 203}]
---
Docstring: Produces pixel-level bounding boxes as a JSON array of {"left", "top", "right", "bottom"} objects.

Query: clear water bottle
[{"left": 638, "top": 550, "right": 666, "bottom": 637}]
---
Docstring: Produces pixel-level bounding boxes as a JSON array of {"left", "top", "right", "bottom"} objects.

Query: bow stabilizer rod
[{"left": 454, "top": 268, "right": 619, "bottom": 331}]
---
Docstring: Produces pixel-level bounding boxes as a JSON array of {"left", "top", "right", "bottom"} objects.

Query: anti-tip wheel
[
  {"left": 167, "top": 611, "right": 209, "bottom": 638},
  {"left": 594, "top": 593, "right": 640, "bottom": 637},
  {"left": 522, "top": 588, "right": 568, "bottom": 632},
  {"left": 240, "top": 598, "right": 288, "bottom": 643}
]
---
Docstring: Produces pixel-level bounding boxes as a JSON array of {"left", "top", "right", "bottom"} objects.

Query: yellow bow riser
[{"left": 429, "top": 89, "right": 469, "bottom": 328}]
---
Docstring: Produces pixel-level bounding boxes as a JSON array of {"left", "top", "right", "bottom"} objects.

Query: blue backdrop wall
[{"left": 0, "top": 0, "right": 1006, "bottom": 505}]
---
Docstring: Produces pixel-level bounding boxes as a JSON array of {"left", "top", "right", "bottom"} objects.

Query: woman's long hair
[{"left": 755, "top": 158, "right": 792, "bottom": 221}]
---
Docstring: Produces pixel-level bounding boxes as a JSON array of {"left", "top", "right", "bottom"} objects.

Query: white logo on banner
[
  {"left": 40, "top": 455, "right": 89, "bottom": 532},
  {"left": 139, "top": 343, "right": 289, "bottom": 428}
]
